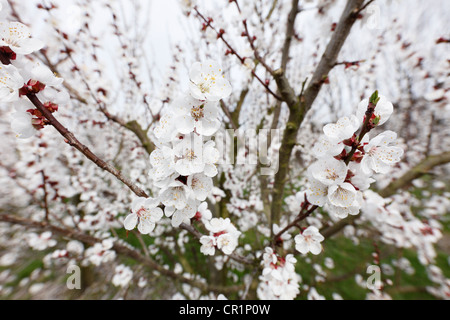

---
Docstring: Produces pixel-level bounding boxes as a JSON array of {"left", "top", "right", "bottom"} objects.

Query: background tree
[{"left": 0, "top": 0, "right": 448, "bottom": 300}]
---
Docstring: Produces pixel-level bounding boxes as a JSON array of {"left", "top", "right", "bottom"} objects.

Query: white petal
[
  {"left": 148, "top": 207, "right": 163, "bottom": 222},
  {"left": 131, "top": 197, "right": 147, "bottom": 213},
  {"left": 295, "top": 239, "right": 309, "bottom": 254},
  {"left": 138, "top": 220, "right": 155, "bottom": 234},
  {"left": 171, "top": 211, "right": 186, "bottom": 227},
  {"left": 306, "top": 179, "right": 328, "bottom": 206},
  {"left": 123, "top": 213, "right": 138, "bottom": 230},
  {"left": 176, "top": 115, "right": 195, "bottom": 135},
  {"left": 164, "top": 206, "right": 175, "bottom": 217},
  {"left": 309, "top": 242, "right": 322, "bottom": 255},
  {"left": 196, "top": 118, "right": 221, "bottom": 136},
  {"left": 310, "top": 158, "right": 347, "bottom": 186}
]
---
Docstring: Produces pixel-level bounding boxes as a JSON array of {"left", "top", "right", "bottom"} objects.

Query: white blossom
[
  {"left": 308, "top": 157, "right": 348, "bottom": 186},
  {"left": 124, "top": 197, "right": 163, "bottom": 234},
  {"left": 0, "top": 21, "right": 44, "bottom": 55},
  {"left": 323, "top": 115, "right": 360, "bottom": 143},
  {"left": 27, "top": 231, "right": 56, "bottom": 251},
  {"left": 112, "top": 264, "right": 133, "bottom": 288},
  {"left": 216, "top": 232, "right": 238, "bottom": 255},
  {"left": 294, "top": 226, "right": 324, "bottom": 255},
  {"left": 16, "top": 59, "right": 63, "bottom": 87},
  {"left": 173, "top": 95, "right": 221, "bottom": 136},
  {"left": 187, "top": 173, "right": 213, "bottom": 201},
  {"left": 201, "top": 217, "right": 241, "bottom": 255},
  {"left": 257, "top": 248, "right": 301, "bottom": 300},
  {"left": 167, "top": 198, "right": 198, "bottom": 227},
  {"left": 327, "top": 182, "right": 358, "bottom": 208},
  {"left": 149, "top": 146, "right": 176, "bottom": 181},
  {"left": 361, "top": 131, "right": 404, "bottom": 174},
  {"left": 0, "top": 63, "right": 23, "bottom": 102},
  {"left": 10, "top": 100, "right": 36, "bottom": 139},
  {"left": 84, "top": 239, "right": 116, "bottom": 266},
  {"left": 188, "top": 60, "right": 232, "bottom": 101},
  {"left": 200, "top": 235, "right": 216, "bottom": 256},
  {"left": 306, "top": 178, "right": 329, "bottom": 206}
]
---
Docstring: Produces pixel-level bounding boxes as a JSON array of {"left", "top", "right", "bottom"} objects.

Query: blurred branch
[
  {"left": 0, "top": 214, "right": 244, "bottom": 294},
  {"left": 281, "top": 0, "right": 300, "bottom": 71},
  {"left": 378, "top": 151, "right": 450, "bottom": 198}
]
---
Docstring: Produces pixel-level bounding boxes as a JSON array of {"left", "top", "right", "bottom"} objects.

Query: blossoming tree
[{"left": 0, "top": 0, "right": 448, "bottom": 300}]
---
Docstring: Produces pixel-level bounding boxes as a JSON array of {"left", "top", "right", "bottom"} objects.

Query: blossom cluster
[
  {"left": 256, "top": 247, "right": 301, "bottom": 300},
  {"left": 124, "top": 60, "right": 241, "bottom": 256},
  {"left": 0, "top": 16, "right": 68, "bottom": 138},
  {"left": 200, "top": 217, "right": 241, "bottom": 255},
  {"left": 306, "top": 93, "right": 403, "bottom": 221},
  {"left": 361, "top": 190, "right": 443, "bottom": 265}
]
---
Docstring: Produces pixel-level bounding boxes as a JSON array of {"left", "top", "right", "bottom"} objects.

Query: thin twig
[{"left": 193, "top": 6, "right": 282, "bottom": 101}]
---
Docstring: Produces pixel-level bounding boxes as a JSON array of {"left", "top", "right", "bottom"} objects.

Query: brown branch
[
  {"left": 271, "top": 201, "right": 318, "bottom": 247},
  {"left": 231, "top": 87, "right": 249, "bottom": 127},
  {"left": 269, "top": 69, "right": 303, "bottom": 225},
  {"left": 11, "top": 3, "right": 155, "bottom": 156},
  {"left": 259, "top": 0, "right": 300, "bottom": 224},
  {"left": 281, "top": 0, "right": 300, "bottom": 71},
  {"left": 220, "top": 100, "right": 239, "bottom": 131},
  {"left": 103, "top": 110, "right": 155, "bottom": 155},
  {"left": 25, "top": 93, "right": 149, "bottom": 198},
  {"left": 4, "top": 52, "right": 148, "bottom": 197},
  {"left": 301, "top": 0, "right": 364, "bottom": 111},
  {"left": 344, "top": 91, "right": 378, "bottom": 165}
]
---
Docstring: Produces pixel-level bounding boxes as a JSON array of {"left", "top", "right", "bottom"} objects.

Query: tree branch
[
  {"left": 26, "top": 93, "right": 149, "bottom": 198},
  {"left": 378, "top": 151, "right": 450, "bottom": 198}
]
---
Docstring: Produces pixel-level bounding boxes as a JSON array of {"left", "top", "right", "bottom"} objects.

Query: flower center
[
  {"left": 304, "top": 234, "right": 312, "bottom": 243},
  {"left": 136, "top": 207, "right": 147, "bottom": 218},
  {"left": 190, "top": 105, "right": 204, "bottom": 121},
  {"left": 184, "top": 149, "right": 196, "bottom": 161},
  {"left": 368, "top": 146, "right": 378, "bottom": 156},
  {"left": 325, "top": 169, "right": 339, "bottom": 181},
  {"left": 199, "top": 82, "right": 210, "bottom": 93},
  {"left": 2, "top": 38, "right": 20, "bottom": 48},
  {"left": 335, "top": 187, "right": 350, "bottom": 202}
]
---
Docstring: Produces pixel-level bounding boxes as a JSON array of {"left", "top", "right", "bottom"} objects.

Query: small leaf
[{"left": 369, "top": 90, "right": 379, "bottom": 104}]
